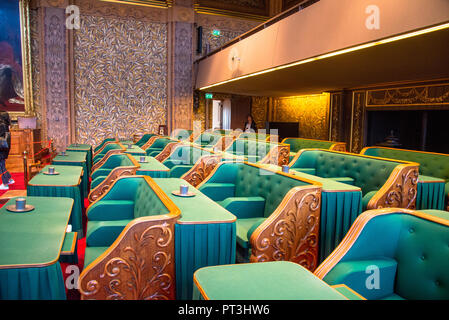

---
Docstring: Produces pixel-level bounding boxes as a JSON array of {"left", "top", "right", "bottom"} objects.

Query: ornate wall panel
[
  {"left": 366, "top": 83, "right": 449, "bottom": 107},
  {"left": 350, "top": 91, "right": 366, "bottom": 153},
  {"left": 195, "top": 0, "right": 269, "bottom": 18},
  {"left": 251, "top": 96, "right": 268, "bottom": 130},
  {"left": 73, "top": 14, "right": 168, "bottom": 145},
  {"left": 43, "top": 7, "right": 70, "bottom": 150},
  {"left": 29, "top": 7, "right": 43, "bottom": 133},
  {"left": 272, "top": 93, "right": 330, "bottom": 140}
]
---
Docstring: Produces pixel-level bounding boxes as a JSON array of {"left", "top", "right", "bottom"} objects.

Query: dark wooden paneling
[{"left": 231, "top": 96, "right": 252, "bottom": 130}]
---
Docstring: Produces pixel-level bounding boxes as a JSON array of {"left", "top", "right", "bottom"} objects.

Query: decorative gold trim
[
  {"left": 93, "top": 139, "right": 120, "bottom": 158},
  {"left": 314, "top": 208, "right": 449, "bottom": 280},
  {"left": 99, "top": 0, "right": 172, "bottom": 9},
  {"left": 360, "top": 146, "right": 449, "bottom": 158},
  {"left": 249, "top": 185, "right": 321, "bottom": 271},
  {"left": 155, "top": 142, "right": 181, "bottom": 163},
  {"left": 141, "top": 135, "right": 161, "bottom": 151},
  {"left": 181, "top": 155, "right": 222, "bottom": 187},
  {"left": 92, "top": 145, "right": 127, "bottom": 172}
]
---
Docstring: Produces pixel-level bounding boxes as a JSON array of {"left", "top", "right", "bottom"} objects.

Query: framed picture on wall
[{"left": 0, "top": 0, "right": 34, "bottom": 120}]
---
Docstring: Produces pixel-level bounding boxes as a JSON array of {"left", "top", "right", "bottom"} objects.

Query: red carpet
[{"left": 0, "top": 172, "right": 87, "bottom": 300}]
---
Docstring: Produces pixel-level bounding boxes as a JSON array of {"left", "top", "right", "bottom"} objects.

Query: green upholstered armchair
[
  {"left": 160, "top": 144, "right": 220, "bottom": 180},
  {"left": 170, "top": 129, "right": 193, "bottom": 141},
  {"left": 134, "top": 133, "right": 156, "bottom": 148},
  {"left": 93, "top": 138, "right": 118, "bottom": 154},
  {"left": 237, "top": 132, "right": 279, "bottom": 142},
  {"left": 88, "top": 153, "right": 140, "bottom": 202},
  {"left": 224, "top": 138, "right": 290, "bottom": 166},
  {"left": 361, "top": 147, "right": 449, "bottom": 210},
  {"left": 315, "top": 208, "right": 449, "bottom": 300},
  {"left": 289, "top": 149, "right": 420, "bottom": 211},
  {"left": 198, "top": 162, "right": 322, "bottom": 270},
  {"left": 282, "top": 137, "right": 346, "bottom": 162},
  {"left": 144, "top": 137, "right": 177, "bottom": 157},
  {"left": 93, "top": 143, "right": 125, "bottom": 164},
  {"left": 192, "top": 132, "right": 223, "bottom": 148},
  {"left": 79, "top": 176, "right": 180, "bottom": 300}
]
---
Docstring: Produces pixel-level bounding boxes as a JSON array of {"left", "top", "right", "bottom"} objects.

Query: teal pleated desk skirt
[
  {"left": 52, "top": 151, "right": 89, "bottom": 196},
  {"left": 416, "top": 175, "right": 446, "bottom": 210},
  {"left": 134, "top": 155, "right": 170, "bottom": 178},
  {"left": 27, "top": 165, "right": 85, "bottom": 237},
  {"left": 153, "top": 178, "right": 236, "bottom": 300},
  {"left": 67, "top": 143, "right": 93, "bottom": 174},
  {"left": 0, "top": 197, "right": 73, "bottom": 300},
  {"left": 289, "top": 169, "right": 363, "bottom": 263}
]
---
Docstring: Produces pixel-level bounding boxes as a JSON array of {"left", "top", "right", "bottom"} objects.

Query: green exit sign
[
  {"left": 212, "top": 29, "right": 221, "bottom": 36},
  {"left": 205, "top": 93, "right": 213, "bottom": 99}
]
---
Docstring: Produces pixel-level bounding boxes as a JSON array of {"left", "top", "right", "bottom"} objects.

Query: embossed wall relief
[
  {"left": 30, "top": 8, "right": 43, "bottom": 132},
  {"left": 73, "top": 15, "right": 168, "bottom": 145},
  {"left": 251, "top": 96, "right": 268, "bottom": 130},
  {"left": 43, "top": 7, "right": 70, "bottom": 150},
  {"left": 350, "top": 91, "right": 365, "bottom": 153},
  {"left": 273, "top": 93, "right": 330, "bottom": 140}
]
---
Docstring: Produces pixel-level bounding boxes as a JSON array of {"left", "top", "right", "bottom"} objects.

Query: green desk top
[
  {"left": 418, "top": 175, "right": 446, "bottom": 183},
  {"left": 194, "top": 261, "right": 347, "bottom": 300},
  {"left": 28, "top": 165, "right": 83, "bottom": 187},
  {"left": 153, "top": 178, "right": 236, "bottom": 224},
  {"left": 53, "top": 151, "right": 87, "bottom": 163},
  {"left": 133, "top": 156, "right": 169, "bottom": 172},
  {"left": 0, "top": 197, "right": 74, "bottom": 268},
  {"left": 125, "top": 145, "right": 146, "bottom": 155},
  {"left": 67, "top": 144, "right": 92, "bottom": 151}
]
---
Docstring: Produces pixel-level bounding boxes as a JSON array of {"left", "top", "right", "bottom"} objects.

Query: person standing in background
[
  {"left": 0, "top": 110, "right": 13, "bottom": 190},
  {"left": 243, "top": 114, "right": 257, "bottom": 133}
]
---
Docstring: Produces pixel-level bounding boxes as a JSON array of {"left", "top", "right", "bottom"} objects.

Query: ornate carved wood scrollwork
[
  {"left": 182, "top": 155, "right": 222, "bottom": 187},
  {"left": 155, "top": 142, "right": 180, "bottom": 163},
  {"left": 88, "top": 167, "right": 138, "bottom": 202},
  {"left": 260, "top": 145, "right": 290, "bottom": 166},
  {"left": 79, "top": 214, "right": 179, "bottom": 300},
  {"left": 250, "top": 186, "right": 321, "bottom": 271},
  {"left": 330, "top": 143, "right": 347, "bottom": 152},
  {"left": 367, "top": 164, "right": 419, "bottom": 210},
  {"left": 214, "top": 136, "right": 235, "bottom": 152}
]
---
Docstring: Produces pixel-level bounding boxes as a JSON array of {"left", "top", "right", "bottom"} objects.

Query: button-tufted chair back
[
  {"left": 194, "top": 133, "right": 222, "bottom": 147},
  {"left": 283, "top": 138, "right": 335, "bottom": 153},
  {"left": 233, "top": 163, "right": 310, "bottom": 217},
  {"left": 133, "top": 179, "right": 170, "bottom": 218}
]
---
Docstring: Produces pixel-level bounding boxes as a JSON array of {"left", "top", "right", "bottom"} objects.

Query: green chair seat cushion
[
  {"left": 84, "top": 246, "right": 108, "bottom": 268},
  {"left": 86, "top": 220, "right": 131, "bottom": 247},
  {"left": 199, "top": 183, "right": 236, "bottom": 201},
  {"left": 328, "top": 177, "right": 355, "bottom": 185},
  {"left": 218, "top": 196, "right": 265, "bottom": 219},
  {"left": 362, "top": 190, "right": 378, "bottom": 210},
  {"left": 236, "top": 217, "right": 266, "bottom": 249},
  {"left": 88, "top": 200, "right": 134, "bottom": 221}
]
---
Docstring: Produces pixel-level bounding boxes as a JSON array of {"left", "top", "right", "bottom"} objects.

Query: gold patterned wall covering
[
  {"left": 272, "top": 93, "right": 330, "bottom": 140},
  {"left": 73, "top": 15, "right": 168, "bottom": 145},
  {"left": 251, "top": 96, "right": 268, "bottom": 130}
]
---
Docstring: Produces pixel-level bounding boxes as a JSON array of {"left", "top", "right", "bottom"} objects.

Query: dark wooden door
[{"left": 231, "top": 96, "right": 251, "bottom": 130}]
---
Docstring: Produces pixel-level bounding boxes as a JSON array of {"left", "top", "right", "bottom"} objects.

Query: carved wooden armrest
[
  {"left": 93, "top": 140, "right": 118, "bottom": 157},
  {"left": 92, "top": 149, "right": 125, "bottom": 172},
  {"left": 216, "top": 136, "right": 235, "bottom": 152},
  {"left": 249, "top": 185, "right": 321, "bottom": 271},
  {"left": 367, "top": 164, "right": 419, "bottom": 210},
  {"left": 260, "top": 145, "right": 290, "bottom": 166},
  {"left": 330, "top": 143, "right": 346, "bottom": 152},
  {"left": 181, "top": 155, "right": 222, "bottom": 187},
  {"left": 88, "top": 166, "right": 138, "bottom": 202},
  {"left": 78, "top": 213, "right": 180, "bottom": 300},
  {"left": 141, "top": 136, "right": 160, "bottom": 151},
  {"left": 155, "top": 142, "right": 180, "bottom": 163}
]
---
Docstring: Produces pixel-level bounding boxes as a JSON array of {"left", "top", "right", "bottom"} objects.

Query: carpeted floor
[{"left": 0, "top": 172, "right": 87, "bottom": 300}]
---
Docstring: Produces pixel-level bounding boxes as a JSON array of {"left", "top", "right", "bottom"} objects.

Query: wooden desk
[{"left": 6, "top": 128, "right": 43, "bottom": 172}]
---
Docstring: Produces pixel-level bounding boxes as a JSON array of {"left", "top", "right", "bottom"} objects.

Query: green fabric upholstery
[
  {"left": 323, "top": 211, "right": 449, "bottom": 300},
  {"left": 363, "top": 147, "right": 449, "bottom": 209},
  {"left": 135, "top": 134, "right": 155, "bottom": 147},
  {"left": 329, "top": 177, "right": 355, "bottom": 185},
  {"left": 145, "top": 138, "right": 173, "bottom": 156},
  {"left": 84, "top": 177, "right": 170, "bottom": 268},
  {"left": 91, "top": 154, "right": 135, "bottom": 187},
  {"left": 84, "top": 246, "right": 108, "bottom": 268},
  {"left": 162, "top": 145, "right": 214, "bottom": 178},
  {"left": 193, "top": 132, "right": 222, "bottom": 148},
  {"left": 294, "top": 167, "right": 316, "bottom": 175},
  {"left": 59, "top": 232, "right": 78, "bottom": 264},
  {"left": 93, "top": 143, "right": 122, "bottom": 163},
  {"left": 290, "top": 150, "right": 399, "bottom": 196},
  {"left": 236, "top": 217, "right": 265, "bottom": 249},
  {"left": 283, "top": 138, "right": 335, "bottom": 153},
  {"left": 94, "top": 138, "right": 116, "bottom": 153},
  {"left": 225, "top": 139, "right": 279, "bottom": 163},
  {"left": 199, "top": 163, "right": 311, "bottom": 261},
  {"left": 172, "top": 129, "right": 193, "bottom": 141}
]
